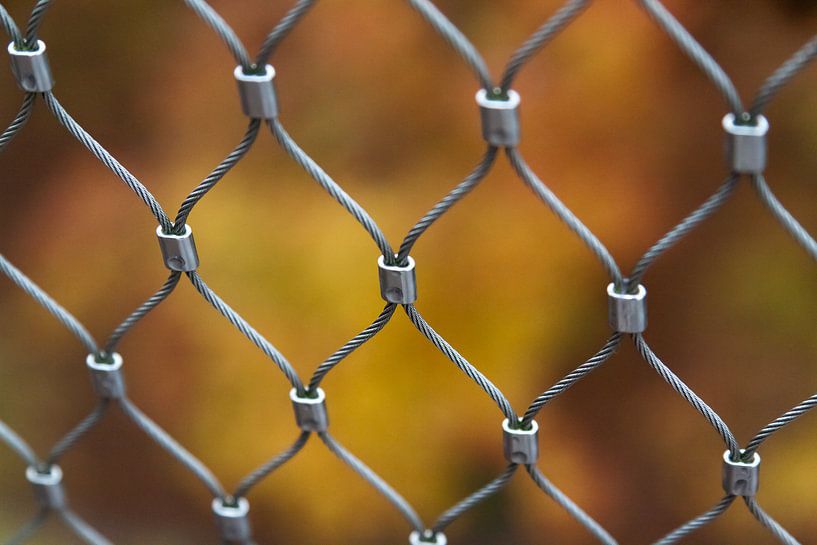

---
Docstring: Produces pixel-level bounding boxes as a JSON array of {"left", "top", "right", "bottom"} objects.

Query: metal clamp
[
  {"left": 156, "top": 225, "right": 199, "bottom": 272},
  {"left": 410, "top": 530, "right": 447, "bottom": 545},
  {"left": 722, "top": 113, "right": 768, "bottom": 174},
  {"left": 234, "top": 65, "right": 278, "bottom": 119},
  {"left": 212, "top": 497, "right": 252, "bottom": 542},
  {"left": 7, "top": 40, "right": 53, "bottom": 92},
  {"left": 475, "top": 89, "right": 520, "bottom": 147},
  {"left": 502, "top": 418, "right": 539, "bottom": 464},
  {"left": 26, "top": 465, "right": 66, "bottom": 510},
  {"left": 377, "top": 255, "right": 417, "bottom": 304},
  {"left": 86, "top": 353, "right": 126, "bottom": 399},
  {"left": 290, "top": 388, "right": 329, "bottom": 432},
  {"left": 607, "top": 283, "right": 647, "bottom": 333},
  {"left": 722, "top": 449, "right": 760, "bottom": 497}
]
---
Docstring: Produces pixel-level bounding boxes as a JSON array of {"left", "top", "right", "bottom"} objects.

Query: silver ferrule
[
  {"left": 722, "top": 449, "right": 760, "bottom": 497},
  {"left": 234, "top": 65, "right": 278, "bottom": 119},
  {"left": 409, "top": 530, "right": 447, "bottom": 545},
  {"left": 8, "top": 40, "right": 53, "bottom": 92},
  {"left": 475, "top": 89, "right": 520, "bottom": 147},
  {"left": 86, "top": 353, "right": 126, "bottom": 399},
  {"left": 502, "top": 418, "right": 539, "bottom": 465},
  {"left": 26, "top": 465, "right": 66, "bottom": 510},
  {"left": 377, "top": 255, "right": 417, "bottom": 304},
  {"left": 722, "top": 113, "right": 768, "bottom": 174},
  {"left": 156, "top": 224, "right": 199, "bottom": 272},
  {"left": 290, "top": 388, "right": 329, "bottom": 432},
  {"left": 212, "top": 497, "right": 252, "bottom": 542},
  {"left": 607, "top": 283, "right": 647, "bottom": 333}
]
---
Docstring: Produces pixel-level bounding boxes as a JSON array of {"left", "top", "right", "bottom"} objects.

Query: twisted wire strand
[
  {"left": 233, "top": 432, "right": 310, "bottom": 499},
  {"left": 0, "top": 94, "right": 35, "bottom": 150},
  {"left": 404, "top": 0, "right": 493, "bottom": 90},
  {"left": 24, "top": 0, "right": 52, "bottom": 43},
  {"left": 750, "top": 34, "right": 817, "bottom": 118},
  {"left": 187, "top": 271, "right": 304, "bottom": 392},
  {"left": 403, "top": 304, "right": 517, "bottom": 423},
  {"left": 118, "top": 397, "right": 225, "bottom": 498},
  {"left": 1, "top": 0, "right": 814, "bottom": 542},
  {"left": 5, "top": 509, "right": 48, "bottom": 545},
  {"left": 0, "top": 419, "right": 39, "bottom": 466},
  {"left": 635, "top": 0, "right": 743, "bottom": 116},
  {"left": 498, "top": 0, "right": 591, "bottom": 93},
  {"left": 256, "top": 0, "right": 317, "bottom": 65},
  {"left": 183, "top": 0, "right": 253, "bottom": 71},
  {"left": 628, "top": 175, "right": 739, "bottom": 292},
  {"left": 744, "top": 497, "right": 802, "bottom": 545},
  {"left": 521, "top": 333, "right": 621, "bottom": 427},
  {"left": 396, "top": 147, "right": 497, "bottom": 264},
  {"left": 526, "top": 465, "right": 618, "bottom": 545},
  {"left": 173, "top": 119, "right": 261, "bottom": 231},
  {"left": 58, "top": 509, "right": 114, "bottom": 545},
  {"left": 308, "top": 303, "right": 396, "bottom": 391},
  {"left": 745, "top": 393, "right": 817, "bottom": 456},
  {"left": 0, "top": 253, "right": 98, "bottom": 354},
  {"left": 633, "top": 334, "right": 741, "bottom": 458},
  {"left": 269, "top": 119, "right": 395, "bottom": 261},
  {"left": 431, "top": 464, "right": 518, "bottom": 533},
  {"left": 0, "top": 6, "right": 111, "bottom": 542},
  {"left": 103, "top": 272, "right": 182, "bottom": 355},
  {"left": 650, "top": 494, "right": 735, "bottom": 545},
  {"left": 0, "top": 2, "right": 23, "bottom": 46},
  {"left": 751, "top": 174, "right": 817, "bottom": 261},
  {"left": 318, "top": 431, "right": 424, "bottom": 533},
  {"left": 47, "top": 400, "right": 110, "bottom": 465},
  {"left": 43, "top": 93, "right": 173, "bottom": 232},
  {"left": 506, "top": 148, "right": 624, "bottom": 287}
]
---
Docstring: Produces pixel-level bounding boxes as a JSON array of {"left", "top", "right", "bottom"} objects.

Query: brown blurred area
[{"left": 1, "top": 1, "right": 817, "bottom": 543}]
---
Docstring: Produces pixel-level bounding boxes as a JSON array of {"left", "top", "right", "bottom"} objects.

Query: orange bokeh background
[{"left": 1, "top": 1, "right": 816, "bottom": 544}]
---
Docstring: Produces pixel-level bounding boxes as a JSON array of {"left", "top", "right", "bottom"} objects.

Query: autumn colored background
[{"left": 0, "top": 1, "right": 816, "bottom": 543}]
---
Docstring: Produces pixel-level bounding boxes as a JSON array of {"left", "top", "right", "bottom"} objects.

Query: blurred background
[{"left": 0, "top": 0, "right": 816, "bottom": 543}]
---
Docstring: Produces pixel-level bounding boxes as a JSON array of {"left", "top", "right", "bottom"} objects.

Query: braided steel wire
[
  {"left": 627, "top": 175, "right": 740, "bottom": 292},
  {"left": 498, "top": 0, "right": 590, "bottom": 93},
  {"left": 255, "top": 0, "right": 316, "bottom": 65},
  {"left": 0, "top": 93, "right": 32, "bottom": 148},
  {"left": 634, "top": 333, "right": 741, "bottom": 458},
  {"left": 0, "top": 4, "right": 22, "bottom": 47},
  {"left": 42, "top": 92, "right": 174, "bottom": 233},
  {"left": 431, "top": 464, "right": 518, "bottom": 533},
  {"left": 187, "top": 271, "right": 304, "bottom": 392},
  {"left": 4, "top": 510, "right": 46, "bottom": 545},
  {"left": 46, "top": 400, "right": 110, "bottom": 465},
  {"left": 744, "top": 497, "right": 801, "bottom": 545},
  {"left": 0, "top": 254, "right": 97, "bottom": 354},
  {"left": 405, "top": 0, "right": 494, "bottom": 91},
  {"left": 103, "top": 271, "right": 182, "bottom": 355},
  {"left": 396, "top": 147, "right": 497, "bottom": 263},
  {"left": 307, "top": 303, "right": 396, "bottom": 391},
  {"left": 318, "top": 431, "right": 425, "bottom": 533},
  {"left": 652, "top": 495, "right": 736, "bottom": 545},
  {"left": 173, "top": 120, "right": 261, "bottom": 232},
  {"left": 22, "top": 0, "right": 48, "bottom": 44},
  {"left": 506, "top": 147, "right": 624, "bottom": 288},
  {"left": 745, "top": 393, "right": 817, "bottom": 456},
  {"left": 0, "top": 0, "right": 815, "bottom": 543},
  {"left": 636, "top": 0, "right": 744, "bottom": 116},
  {"left": 183, "top": 0, "right": 253, "bottom": 71},
  {"left": 403, "top": 303, "right": 517, "bottom": 423},
  {"left": 527, "top": 465, "right": 618, "bottom": 545},
  {"left": 750, "top": 34, "right": 817, "bottom": 118},
  {"left": 268, "top": 119, "right": 396, "bottom": 261}
]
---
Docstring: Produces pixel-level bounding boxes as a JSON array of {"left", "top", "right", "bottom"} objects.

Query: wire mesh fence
[{"left": 0, "top": 0, "right": 816, "bottom": 544}]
